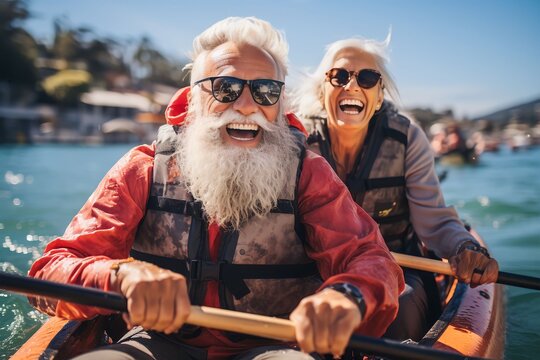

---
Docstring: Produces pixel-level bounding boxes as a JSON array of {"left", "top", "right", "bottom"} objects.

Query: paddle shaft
[
  {"left": 0, "top": 271, "right": 482, "bottom": 360},
  {"left": 392, "top": 252, "right": 540, "bottom": 291}
]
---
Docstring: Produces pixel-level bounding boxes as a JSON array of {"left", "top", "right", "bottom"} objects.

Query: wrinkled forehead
[
  {"left": 332, "top": 47, "right": 379, "bottom": 71},
  {"left": 201, "top": 42, "right": 279, "bottom": 79}
]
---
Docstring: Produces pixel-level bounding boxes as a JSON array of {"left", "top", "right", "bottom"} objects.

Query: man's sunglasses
[
  {"left": 193, "top": 76, "right": 284, "bottom": 106},
  {"left": 325, "top": 68, "right": 382, "bottom": 89}
]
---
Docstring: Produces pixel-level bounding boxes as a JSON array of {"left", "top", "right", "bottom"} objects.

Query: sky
[{"left": 24, "top": 0, "right": 540, "bottom": 118}]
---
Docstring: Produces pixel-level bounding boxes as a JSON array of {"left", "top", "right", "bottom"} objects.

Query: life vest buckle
[
  {"left": 186, "top": 200, "right": 204, "bottom": 219},
  {"left": 189, "top": 260, "right": 224, "bottom": 281}
]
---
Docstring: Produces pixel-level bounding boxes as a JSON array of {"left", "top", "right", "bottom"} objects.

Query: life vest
[
  {"left": 132, "top": 124, "right": 321, "bottom": 320},
  {"left": 305, "top": 101, "right": 413, "bottom": 252}
]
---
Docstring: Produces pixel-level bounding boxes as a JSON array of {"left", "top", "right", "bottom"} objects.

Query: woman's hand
[
  {"left": 290, "top": 288, "right": 362, "bottom": 358},
  {"left": 110, "top": 260, "right": 190, "bottom": 334},
  {"left": 449, "top": 243, "right": 499, "bottom": 287}
]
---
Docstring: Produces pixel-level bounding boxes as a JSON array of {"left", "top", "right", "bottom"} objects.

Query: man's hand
[
  {"left": 289, "top": 288, "right": 362, "bottom": 357},
  {"left": 449, "top": 244, "right": 499, "bottom": 287},
  {"left": 110, "top": 260, "right": 190, "bottom": 334}
]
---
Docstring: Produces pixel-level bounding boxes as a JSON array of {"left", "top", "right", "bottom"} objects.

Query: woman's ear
[{"left": 376, "top": 84, "right": 384, "bottom": 109}]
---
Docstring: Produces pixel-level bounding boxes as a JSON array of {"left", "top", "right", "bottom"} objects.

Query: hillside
[{"left": 472, "top": 97, "right": 540, "bottom": 124}]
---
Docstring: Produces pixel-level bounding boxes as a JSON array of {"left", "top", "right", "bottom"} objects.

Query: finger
[
  {"left": 290, "top": 304, "right": 315, "bottom": 354},
  {"left": 126, "top": 287, "right": 145, "bottom": 327},
  {"left": 480, "top": 259, "right": 499, "bottom": 285},
  {"left": 449, "top": 256, "right": 459, "bottom": 275},
  {"left": 451, "top": 254, "right": 471, "bottom": 282},
  {"left": 312, "top": 302, "right": 331, "bottom": 354},
  {"left": 329, "top": 312, "right": 355, "bottom": 358},
  {"left": 469, "top": 253, "right": 491, "bottom": 287},
  {"left": 456, "top": 251, "right": 479, "bottom": 284},
  {"left": 122, "top": 312, "right": 132, "bottom": 330},
  {"left": 141, "top": 284, "right": 160, "bottom": 329},
  {"left": 154, "top": 284, "right": 174, "bottom": 332},
  {"left": 470, "top": 267, "right": 484, "bottom": 288},
  {"left": 164, "top": 279, "right": 190, "bottom": 334}
]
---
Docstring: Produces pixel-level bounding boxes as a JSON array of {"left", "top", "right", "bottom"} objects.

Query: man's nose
[{"left": 232, "top": 85, "right": 258, "bottom": 115}]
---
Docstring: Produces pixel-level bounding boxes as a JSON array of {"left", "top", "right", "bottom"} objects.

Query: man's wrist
[
  {"left": 325, "top": 283, "right": 366, "bottom": 318},
  {"left": 109, "top": 257, "right": 135, "bottom": 290}
]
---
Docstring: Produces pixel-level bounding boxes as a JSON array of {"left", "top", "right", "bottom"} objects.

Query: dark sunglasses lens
[
  {"left": 357, "top": 70, "right": 381, "bottom": 89},
  {"left": 330, "top": 69, "right": 350, "bottom": 87},
  {"left": 212, "top": 77, "right": 244, "bottom": 103},
  {"left": 251, "top": 80, "right": 282, "bottom": 105}
]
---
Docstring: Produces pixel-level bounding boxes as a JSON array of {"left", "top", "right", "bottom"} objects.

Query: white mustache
[{"left": 207, "top": 109, "right": 281, "bottom": 132}]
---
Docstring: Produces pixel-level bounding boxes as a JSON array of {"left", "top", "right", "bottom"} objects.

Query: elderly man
[{"left": 29, "top": 17, "right": 403, "bottom": 359}]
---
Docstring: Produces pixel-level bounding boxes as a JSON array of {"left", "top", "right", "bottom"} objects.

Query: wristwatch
[{"left": 325, "top": 283, "right": 366, "bottom": 318}]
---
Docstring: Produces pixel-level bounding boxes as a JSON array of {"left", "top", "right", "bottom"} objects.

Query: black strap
[
  {"left": 293, "top": 146, "right": 307, "bottom": 241},
  {"left": 270, "top": 200, "right": 295, "bottom": 214},
  {"left": 195, "top": 260, "right": 318, "bottom": 299},
  {"left": 364, "top": 176, "right": 406, "bottom": 190},
  {"left": 372, "top": 212, "right": 409, "bottom": 224},
  {"left": 191, "top": 261, "right": 319, "bottom": 280},
  {"left": 147, "top": 196, "right": 203, "bottom": 218},
  {"left": 347, "top": 176, "right": 406, "bottom": 193},
  {"left": 128, "top": 250, "right": 318, "bottom": 301},
  {"left": 383, "top": 127, "right": 408, "bottom": 145},
  {"left": 383, "top": 227, "right": 411, "bottom": 243},
  {"left": 130, "top": 249, "right": 189, "bottom": 275}
]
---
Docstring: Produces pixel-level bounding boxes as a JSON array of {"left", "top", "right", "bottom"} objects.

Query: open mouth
[
  {"left": 225, "top": 123, "right": 261, "bottom": 141},
  {"left": 339, "top": 99, "right": 365, "bottom": 115}
]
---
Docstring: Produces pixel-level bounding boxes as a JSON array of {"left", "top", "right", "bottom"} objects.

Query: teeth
[
  {"left": 226, "top": 123, "right": 260, "bottom": 131},
  {"left": 339, "top": 99, "right": 364, "bottom": 107}
]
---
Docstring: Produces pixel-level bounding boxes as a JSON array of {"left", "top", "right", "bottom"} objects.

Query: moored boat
[
  {"left": 12, "top": 233, "right": 505, "bottom": 360},
  {"left": 437, "top": 147, "right": 479, "bottom": 166}
]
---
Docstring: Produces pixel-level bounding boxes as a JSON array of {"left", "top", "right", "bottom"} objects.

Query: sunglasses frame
[
  {"left": 325, "top": 68, "right": 382, "bottom": 89},
  {"left": 193, "top": 76, "right": 285, "bottom": 106}
]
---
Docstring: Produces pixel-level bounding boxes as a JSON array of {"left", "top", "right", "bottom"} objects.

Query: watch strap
[{"left": 325, "top": 283, "right": 366, "bottom": 318}]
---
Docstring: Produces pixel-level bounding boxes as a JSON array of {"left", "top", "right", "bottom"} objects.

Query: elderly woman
[{"left": 293, "top": 36, "right": 499, "bottom": 341}]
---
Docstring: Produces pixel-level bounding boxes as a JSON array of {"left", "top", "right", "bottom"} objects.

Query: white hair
[
  {"left": 293, "top": 32, "right": 400, "bottom": 119},
  {"left": 185, "top": 17, "right": 289, "bottom": 83}
]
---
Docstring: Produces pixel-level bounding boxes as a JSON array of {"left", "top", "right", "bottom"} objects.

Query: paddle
[
  {"left": 0, "top": 271, "right": 483, "bottom": 360},
  {"left": 392, "top": 252, "right": 540, "bottom": 290}
]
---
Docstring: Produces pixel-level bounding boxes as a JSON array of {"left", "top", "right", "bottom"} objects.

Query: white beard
[{"left": 177, "top": 104, "right": 300, "bottom": 230}]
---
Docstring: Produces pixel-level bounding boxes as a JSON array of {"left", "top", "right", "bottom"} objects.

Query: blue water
[{"left": 1, "top": 144, "right": 539, "bottom": 359}]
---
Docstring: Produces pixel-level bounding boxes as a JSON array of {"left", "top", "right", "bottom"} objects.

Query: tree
[
  {"left": 41, "top": 69, "right": 91, "bottom": 105},
  {"left": 132, "top": 36, "right": 189, "bottom": 87},
  {"left": 0, "top": 0, "right": 37, "bottom": 84}
]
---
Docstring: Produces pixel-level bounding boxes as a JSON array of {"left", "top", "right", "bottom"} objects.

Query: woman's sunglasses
[
  {"left": 193, "top": 76, "right": 284, "bottom": 106},
  {"left": 325, "top": 68, "right": 382, "bottom": 89}
]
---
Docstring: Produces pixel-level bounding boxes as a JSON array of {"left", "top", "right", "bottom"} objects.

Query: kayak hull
[
  {"left": 11, "top": 316, "right": 106, "bottom": 360},
  {"left": 12, "top": 233, "right": 505, "bottom": 359}
]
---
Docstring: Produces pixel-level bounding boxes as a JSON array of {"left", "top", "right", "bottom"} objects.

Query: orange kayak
[{"left": 12, "top": 232, "right": 505, "bottom": 359}]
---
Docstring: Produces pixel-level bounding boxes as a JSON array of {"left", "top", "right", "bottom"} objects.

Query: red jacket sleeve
[
  {"left": 298, "top": 150, "right": 404, "bottom": 337},
  {"left": 28, "top": 144, "right": 155, "bottom": 319}
]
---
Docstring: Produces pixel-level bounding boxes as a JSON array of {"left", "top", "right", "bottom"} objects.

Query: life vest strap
[
  {"left": 130, "top": 249, "right": 318, "bottom": 300},
  {"left": 270, "top": 200, "right": 295, "bottom": 214},
  {"left": 347, "top": 176, "right": 406, "bottom": 192},
  {"left": 373, "top": 212, "right": 410, "bottom": 224},
  {"left": 383, "top": 127, "right": 408, "bottom": 145},
  {"left": 147, "top": 196, "right": 203, "bottom": 218},
  {"left": 130, "top": 249, "right": 189, "bottom": 275}
]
